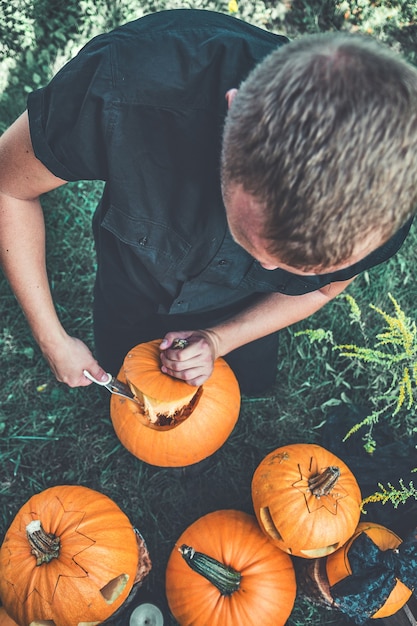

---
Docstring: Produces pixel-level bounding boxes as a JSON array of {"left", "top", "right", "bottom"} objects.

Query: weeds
[
  {"left": 296, "top": 293, "right": 417, "bottom": 449},
  {"left": 361, "top": 477, "right": 417, "bottom": 512},
  {"left": 296, "top": 293, "right": 417, "bottom": 513}
]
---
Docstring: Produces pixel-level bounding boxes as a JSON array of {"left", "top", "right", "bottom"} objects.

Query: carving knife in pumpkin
[
  {"left": 83, "top": 369, "right": 140, "bottom": 403},
  {"left": 83, "top": 338, "right": 189, "bottom": 403}
]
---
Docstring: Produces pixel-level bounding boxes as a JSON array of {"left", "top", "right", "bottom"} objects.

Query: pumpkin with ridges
[
  {"left": 328, "top": 522, "right": 412, "bottom": 619},
  {"left": 165, "top": 509, "right": 296, "bottom": 626},
  {"left": 251, "top": 443, "right": 361, "bottom": 558},
  {"left": 110, "top": 340, "right": 240, "bottom": 467},
  {"left": 0, "top": 485, "right": 151, "bottom": 626},
  {"left": 297, "top": 522, "right": 414, "bottom": 620}
]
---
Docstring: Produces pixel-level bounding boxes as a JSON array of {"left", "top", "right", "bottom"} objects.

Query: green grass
[{"left": 1, "top": 1, "right": 417, "bottom": 625}]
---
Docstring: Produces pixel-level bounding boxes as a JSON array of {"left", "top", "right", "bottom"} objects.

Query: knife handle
[{"left": 83, "top": 370, "right": 112, "bottom": 385}]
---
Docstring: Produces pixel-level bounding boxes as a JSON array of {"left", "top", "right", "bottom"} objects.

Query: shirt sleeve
[{"left": 27, "top": 34, "right": 115, "bottom": 182}]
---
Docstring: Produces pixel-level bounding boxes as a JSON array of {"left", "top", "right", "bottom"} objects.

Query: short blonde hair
[{"left": 221, "top": 32, "right": 417, "bottom": 269}]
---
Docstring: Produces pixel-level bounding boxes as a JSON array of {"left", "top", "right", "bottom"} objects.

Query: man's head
[{"left": 221, "top": 32, "right": 417, "bottom": 272}]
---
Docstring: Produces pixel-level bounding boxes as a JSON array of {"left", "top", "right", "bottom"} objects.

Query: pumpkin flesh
[{"left": 124, "top": 341, "right": 202, "bottom": 426}]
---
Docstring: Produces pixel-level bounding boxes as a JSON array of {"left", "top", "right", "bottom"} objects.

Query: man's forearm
[
  {"left": 0, "top": 111, "right": 71, "bottom": 350},
  {"left": 0, "top": 111, "right": 106, "bottom": 386},
  {"left": 0, "top": 194, "right": 67, "bottom": 350},
  {"left": 207, "top": 278, "right": 355, "bottom": 357}
]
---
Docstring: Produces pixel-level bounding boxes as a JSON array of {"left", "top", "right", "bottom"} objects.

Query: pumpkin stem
[
  {"left": 179, "top": 545, "right": 241, "bottom": 596},
  {"left": 308, "top": 466, "right": 340, "bottom": 497},
  {"left": 172, "top": 338, "right": 189, "bottom": 350},
  {"left": 26, "top": 520, "right": 60, "bottom": 565}
]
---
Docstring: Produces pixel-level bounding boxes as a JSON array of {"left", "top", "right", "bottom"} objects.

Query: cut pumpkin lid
[{"left": 123, "top": 340, "right": 200, "bottom": 423}]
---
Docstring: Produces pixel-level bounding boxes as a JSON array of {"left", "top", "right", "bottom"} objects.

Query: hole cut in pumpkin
[
  {"left": 124, "top": 343, "right": 204, "bottom": 429},
  {"left": 259, "top": 507, "right": 284, "bottom": 543},
  {"left": 134, "top": 385, "right": 203, "bottom": 429},
  {"left": 300, "top": 543, "right": 340, "bottom": 558},
  {"left": 100, "top": 573, "right": 129, "bottom": 604}
]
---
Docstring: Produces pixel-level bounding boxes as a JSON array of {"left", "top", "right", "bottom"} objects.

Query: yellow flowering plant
[
  {"left": 297, "top": 293, "right": 417, "bottom": 445},
  {"left": 361, "top": 477, "right": 417, "bottom": 511},
  {"left": 296, "top": 293, "right": 417, "bottom": 509},
  {"left": 338, "top": 294, "right": 417, "bottom": 438}
]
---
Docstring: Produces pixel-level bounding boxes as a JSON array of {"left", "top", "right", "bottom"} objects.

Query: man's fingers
[{"left": 161, "top": 364, "right": 212, "bottom": 386}]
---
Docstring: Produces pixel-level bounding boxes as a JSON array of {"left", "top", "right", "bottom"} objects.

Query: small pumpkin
[
  {"left": 251, "top": 443, "right": 361, "bottom": 558},
  {"left": 165, "top": 509, "right": 297, "bottom": 626},
  {"left": 110, "top": 340, "right": 240, "bottom": 467},
  {"left": 297, "top": 522, "right": 415, "bottom": 622},
  {"left": 0, "top": 485, "right": 152, "bottom": 626},
  {"left": 0, "top": 607, "right": 18, "bottom": 626}
]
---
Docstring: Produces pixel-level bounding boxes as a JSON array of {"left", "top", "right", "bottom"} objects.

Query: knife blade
[{"left": 83, "top": 370, "right": 139, "bottom": 403}]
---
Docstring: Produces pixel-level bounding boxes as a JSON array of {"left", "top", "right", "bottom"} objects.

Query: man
[{"left": 1, "top": 9, "right": 417, "bottom": 395}]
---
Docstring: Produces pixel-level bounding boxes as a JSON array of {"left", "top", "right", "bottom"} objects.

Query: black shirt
[{"left": 27, "top": 9, "right": 412, "bottom": 317}]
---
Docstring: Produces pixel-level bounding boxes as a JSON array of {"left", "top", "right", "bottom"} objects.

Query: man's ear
[{"left": 225, "top": 88, "right": 238, "bottom": 109}]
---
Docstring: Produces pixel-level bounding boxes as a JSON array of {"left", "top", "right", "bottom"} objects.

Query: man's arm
[
  {"left": 0, "top": 111, "right": 107, "bottom": 386},
  {"left": 160, "top": 277, "right": 355, "bottom": 385}
]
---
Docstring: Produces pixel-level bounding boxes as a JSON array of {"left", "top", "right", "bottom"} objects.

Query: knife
[
  {"left": 83, "top": 338, "right": 189, "bottom": 402},
  {"left": 83, "top": 370, "right": 140, "bottom": 403}
]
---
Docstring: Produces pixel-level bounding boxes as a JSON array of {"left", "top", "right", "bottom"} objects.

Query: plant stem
[
  {"left": 179, "top": 545, "right": 241, "bottom": 596},
  {"left": 308, "top": 466, "right": 340, "bottom": 497},
  {"left": 26, "top": 520, "right": 60, "bottom": 565}
]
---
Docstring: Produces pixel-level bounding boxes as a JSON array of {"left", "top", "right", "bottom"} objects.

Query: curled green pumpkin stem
[
  {"left": 308, "top": 466, "right": 340, "bottom": 497},
  {"left": 26, "top": 520, "right": 60, "bottom": 565},
  {"left": 179, "top": 544, "right": 241, "bottom": 596}
]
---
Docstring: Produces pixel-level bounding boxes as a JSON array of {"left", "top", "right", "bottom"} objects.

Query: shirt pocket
[{"left": 101, "top": 203, "right": 192, "bottom": 276}]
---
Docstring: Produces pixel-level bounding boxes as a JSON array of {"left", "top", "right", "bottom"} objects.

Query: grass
[{"left": 1, "top": 1, "right": 417, "bottom": 625}]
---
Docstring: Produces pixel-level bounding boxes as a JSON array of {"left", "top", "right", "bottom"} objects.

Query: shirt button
[
  {"left": 218, "top": 259, "right": 228, "bottom": 266},
  {"left": 176, "top": 300, "right": 184, "bottom": 306},
  {"left": 138, "top": 236, "right": 148, "bottom": 245}
]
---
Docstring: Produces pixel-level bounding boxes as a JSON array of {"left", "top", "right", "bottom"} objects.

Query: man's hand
[
  {"left": 41, "top": 334, "right": 108, "bottom": 388},
  {"left": 159, "top": 330, "right": 220, "bottom": 386},
  {"left": 159, "top": 281, "right": 357, "bottom": 387}
]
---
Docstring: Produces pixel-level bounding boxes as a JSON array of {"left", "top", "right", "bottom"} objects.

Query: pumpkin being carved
[
  {"left": 110, "top": 340, "right": 241, "bottom": 467},
  {"left": 0, "top": 485, "right": 152, "bottom": 626},
  {"left": 165, "top": 509, "right": 297, "bottom": 626},
  {"left": 251, "top": 443, "right": 361, "bottom": 558}
]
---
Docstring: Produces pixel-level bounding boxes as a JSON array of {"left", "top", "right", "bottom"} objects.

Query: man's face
[{"left": 223, "top": 183, "right": 383, "bottom": 275}]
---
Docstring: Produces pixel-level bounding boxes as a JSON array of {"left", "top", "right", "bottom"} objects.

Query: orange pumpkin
[
  {"left": 0, "top": 485, "right": 152, "bottom": 626},
  {"left": 297, "top": 522, "right": 417, "bottom": 623},
  {"left": 0, "top": 607, "right": 18, "bottom": 626},
  {"left": 251, "top": 443, "right": 361, "bottom": 558},
  {"left": 110, "top": 340, "right": 240, "bottom": 467},
  {"left": 328, "top": 522, "right": 413, "bottom": 618},
  {"left": 165, "top": 509, "right": 297, "bottom": 626}
]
